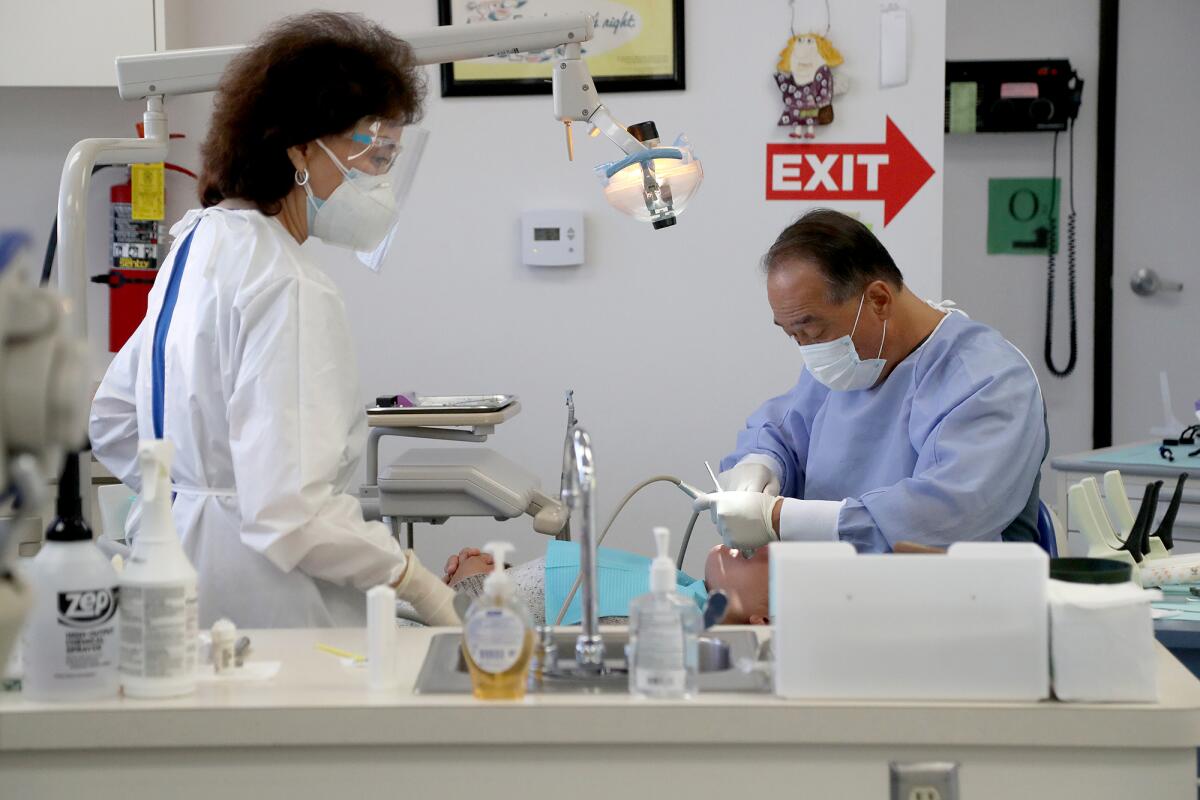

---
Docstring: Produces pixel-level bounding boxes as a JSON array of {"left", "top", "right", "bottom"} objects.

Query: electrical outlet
[{"left": 889, "top": 762, "right": 959, "bottom": 800}]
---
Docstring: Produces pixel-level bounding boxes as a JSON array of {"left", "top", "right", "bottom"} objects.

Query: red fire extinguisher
[{"left": 91, "top": 131, "right": 196, "bottom": 353}]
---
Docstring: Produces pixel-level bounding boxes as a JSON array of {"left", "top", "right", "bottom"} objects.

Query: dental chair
[{"left": 1036, "top": 500, "right": 1065, "bottom": 557}]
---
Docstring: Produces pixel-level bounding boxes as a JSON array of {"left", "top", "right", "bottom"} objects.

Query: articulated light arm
[{"left": 60, "top": 14, "right": 642, "bottom": 332}]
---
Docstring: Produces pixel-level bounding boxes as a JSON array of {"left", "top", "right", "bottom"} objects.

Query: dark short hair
[
  {"left": 199, "top": 11, "right": 426, "bottom": 214},
  {"left": 762, "top": 209, "right": 904, "bottom": 303}
]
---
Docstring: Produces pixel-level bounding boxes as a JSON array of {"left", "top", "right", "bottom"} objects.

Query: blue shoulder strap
[{"left": 151, "top": 223, "right": 200, "bottom": 440}]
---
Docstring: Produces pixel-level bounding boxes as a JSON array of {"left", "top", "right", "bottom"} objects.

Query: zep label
[
  {"left": 58, "top": 588, "right": 118, "bottom": 627},
  {"left": 53, "top": 587, "right": 118, "bottom": 676},
  {"left": 465, "top": 607, "right": 526, "bottom": 674}
]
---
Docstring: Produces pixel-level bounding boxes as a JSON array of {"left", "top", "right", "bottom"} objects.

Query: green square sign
[{"left": 987, "top": 178, "right": 1060, "bottom": 255}]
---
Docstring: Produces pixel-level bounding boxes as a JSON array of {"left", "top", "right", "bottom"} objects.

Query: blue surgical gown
[{"left": 722, "top": 311, "right": 1047, "bottom": 552}]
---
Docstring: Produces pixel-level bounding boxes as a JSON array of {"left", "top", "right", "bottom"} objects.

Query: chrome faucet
[{"left": 561, "top": 424, "right": 603, "bottom": 673}]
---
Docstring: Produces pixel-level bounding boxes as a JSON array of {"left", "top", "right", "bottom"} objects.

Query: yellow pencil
[{"left": 315, "top": 643, "right": 366, "bottom": 663}]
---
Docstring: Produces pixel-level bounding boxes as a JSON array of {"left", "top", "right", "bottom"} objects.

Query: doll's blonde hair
[{"left": 776, "top": 34, "right": 844, "bottom": 73}]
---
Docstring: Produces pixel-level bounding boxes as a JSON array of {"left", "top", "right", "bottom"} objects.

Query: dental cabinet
[{"left": 3, "top": 626, "right": 1198, "bottom": 799}]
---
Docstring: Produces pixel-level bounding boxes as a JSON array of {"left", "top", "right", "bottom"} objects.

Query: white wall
[
  {"left": 0, "top": 1, "right": 945, "bottom": 575},
  {"left": 943, "top": 0, "right": 1100, "bottom": 502}
]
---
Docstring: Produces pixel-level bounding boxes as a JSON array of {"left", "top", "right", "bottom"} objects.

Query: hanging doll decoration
[{"left": 774, "top": 2, "right": 847, "bottom": 139}]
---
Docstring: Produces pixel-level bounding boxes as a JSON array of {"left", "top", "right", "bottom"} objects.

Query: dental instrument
[{"left": 705, "top": 461, "right": 721, "bottom": 492}]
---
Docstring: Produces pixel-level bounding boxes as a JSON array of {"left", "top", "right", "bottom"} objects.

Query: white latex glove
[
  {"left": 701, "top": 491, "right": 779, "bottom": 551},
  {"left": 393, "top": 550, "right": 460, "bottom": 626},
  {"left": 718, "top": 461, "right": 781, "bottom": 495}
]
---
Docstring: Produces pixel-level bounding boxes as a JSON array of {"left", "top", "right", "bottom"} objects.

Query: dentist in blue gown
[{"left": 702, "top": 209, "right": 1047, "bottom": 553}]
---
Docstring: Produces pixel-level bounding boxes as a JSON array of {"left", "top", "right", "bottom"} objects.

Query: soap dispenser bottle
[
  {"left": 461, "top": 541, "right": 534, "bottom": 700},
  {"left": 628, "top": 526, "right": 701, "bottom": 699}
]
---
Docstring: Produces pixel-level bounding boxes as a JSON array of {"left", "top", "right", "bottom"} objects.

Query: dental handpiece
[{"left": 702, "top": 462, "right": 754, "bottom": 560}]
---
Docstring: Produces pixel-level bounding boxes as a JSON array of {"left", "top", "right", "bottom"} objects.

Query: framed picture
[{"left": 437, "top": 0, "right": 685, "bottom": 97}]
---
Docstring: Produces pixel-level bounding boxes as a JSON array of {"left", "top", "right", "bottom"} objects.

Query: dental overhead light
[{"left": 592, "top": 121, "right": 703, "bottom": 230}]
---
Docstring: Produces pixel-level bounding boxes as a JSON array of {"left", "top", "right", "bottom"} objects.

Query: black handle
[
  {"left": 1141, "top": 481, "right": 1164, "bottom": 556},
  {"left": 1120, "top": 482, "right": 1158, "bottom": 563},
  {"left": 1153, "top": 473, "right": 1189, "bottom": 551}
]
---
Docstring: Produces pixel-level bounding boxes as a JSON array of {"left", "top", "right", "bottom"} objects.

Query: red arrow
[{"left": 765, "top": 117, "right": 935, "bottom": 225}]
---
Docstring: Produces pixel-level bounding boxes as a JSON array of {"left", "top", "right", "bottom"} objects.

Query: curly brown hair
[{"left": 198, "top": 11, "right": 426, "bottom": 214}]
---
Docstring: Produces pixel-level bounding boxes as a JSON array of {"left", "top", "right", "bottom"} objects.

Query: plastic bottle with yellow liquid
[{"left": 461, "top": 542, "right": 534, "bottom": 699}]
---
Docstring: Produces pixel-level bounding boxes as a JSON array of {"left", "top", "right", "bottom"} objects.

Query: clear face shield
[{"left": 320, "top": 118, "right": 428, "bottom": 272}]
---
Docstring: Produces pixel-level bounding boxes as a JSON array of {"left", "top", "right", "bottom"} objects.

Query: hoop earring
[{"left": 295, "top": 168, "right": 309, "bottom": 187}]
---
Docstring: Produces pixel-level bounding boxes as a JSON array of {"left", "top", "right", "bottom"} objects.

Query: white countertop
[{"left": 4, "top": 626, "right": 1200, "bottom": 752}]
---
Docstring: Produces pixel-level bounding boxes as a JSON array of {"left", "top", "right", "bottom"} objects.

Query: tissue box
[{"left": 1048, "top": 579, "right": 1159, "bottom": 703}]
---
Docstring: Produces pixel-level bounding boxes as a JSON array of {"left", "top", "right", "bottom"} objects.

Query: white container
[
  {"left": 1049, "top": 579, "right": 1160, "bottom": 702},
  {"left": 366, "top": 585, "right": 398, "bottom": 690},
  {"left": 771, "top": 541, "right": 1050, "bottom": 701},
  {"left": 119, "top": 440, "right": 198, "bottom": 698},
  {"left": 210, "top": 618, "right": 236, "bottom": 674},
  {"left": 21, "top": 541, "right": 120, "bottom": 700}
]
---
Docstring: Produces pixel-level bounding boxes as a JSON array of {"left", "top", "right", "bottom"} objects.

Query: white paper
[{"left": 194, "top": 661, "right": 281, "bottom": 683}]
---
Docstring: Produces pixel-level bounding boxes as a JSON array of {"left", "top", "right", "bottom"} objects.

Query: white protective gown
[{"left": 90, "top": 207, "right": 406, "bottom": 628}]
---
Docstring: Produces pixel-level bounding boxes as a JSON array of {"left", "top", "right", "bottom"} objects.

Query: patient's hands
[{"left": 442, "top": 547, "right": 495, "bottom": 586}]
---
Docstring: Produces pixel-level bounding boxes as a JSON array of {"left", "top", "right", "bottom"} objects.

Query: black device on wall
[
  {"left": 945, "top": 58, "right": 1085, "bottom": 378},
  {"left": 945, "top": 59, "right": 1083, "bottom": 133}
]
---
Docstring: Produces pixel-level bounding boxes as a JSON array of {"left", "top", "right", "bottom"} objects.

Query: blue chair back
[{"left": 1036, "top": 500, "right": 1059, "bottom": 557}]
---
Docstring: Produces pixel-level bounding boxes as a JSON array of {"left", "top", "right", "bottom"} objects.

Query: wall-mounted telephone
[
  {"left": 945, "top": 59, "right": 1083, "bottom": 133},
  {"left": 946, "top": 59, "right": 1084, "bottom": 377}
]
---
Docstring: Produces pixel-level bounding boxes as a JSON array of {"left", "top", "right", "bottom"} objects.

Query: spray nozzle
[
  {"left": 137, "top": 439, "right": 174, "bottom": 503},
  {"left": 482, "top": 541, "right": 514, "bottom": 597}
]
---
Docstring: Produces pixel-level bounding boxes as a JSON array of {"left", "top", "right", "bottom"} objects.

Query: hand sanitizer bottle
[
  {"left": 628, "top": 526, "right": 701, "bottom": 699},
  {"left": 461, "top": 542, "right": 534, "bottom": 700}
]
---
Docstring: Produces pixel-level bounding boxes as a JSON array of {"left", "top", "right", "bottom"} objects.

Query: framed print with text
[{"left": 438, "top": 0, "right": 685, "bottom": 96}]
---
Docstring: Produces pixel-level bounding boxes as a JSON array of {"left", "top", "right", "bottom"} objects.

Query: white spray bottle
[
  {"left": 21, "top": 453, "right": 120, "bottom": 701},
  {"left": 119, "top": 440, "right": 198, "bottom": 698}
]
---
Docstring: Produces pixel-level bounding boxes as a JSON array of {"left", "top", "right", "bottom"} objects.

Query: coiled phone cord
[{"left": 1045, "top": 119, "right": 1078, "bottom": 378}]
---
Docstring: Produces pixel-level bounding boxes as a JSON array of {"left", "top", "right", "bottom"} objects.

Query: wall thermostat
[{"left": 521, "top": 210, "right": 584, "bottom": 267}]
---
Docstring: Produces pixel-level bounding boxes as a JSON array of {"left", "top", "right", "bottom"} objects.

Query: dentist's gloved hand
[
  {"left": 698, "top": 491, "right": 780, "bottom": 551},
  {"left": 718, "top": 460, "right": 781, "bottom": 495},
  {"left": 393, "top": 550, "right": 461, "bottom": 626}
]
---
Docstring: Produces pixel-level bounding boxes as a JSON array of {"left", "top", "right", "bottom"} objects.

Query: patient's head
[{"left": 704, "top": 544, "right": 770, "bottom": 625}]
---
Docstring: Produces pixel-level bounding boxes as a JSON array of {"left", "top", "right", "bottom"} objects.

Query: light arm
[{"left": 115, "top": 15, "right": 596, "bottom": 100}]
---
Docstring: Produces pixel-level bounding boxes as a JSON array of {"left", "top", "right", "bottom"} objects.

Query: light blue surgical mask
[{"left": 798, "top": 293, "right": 888, "bottom": 392}]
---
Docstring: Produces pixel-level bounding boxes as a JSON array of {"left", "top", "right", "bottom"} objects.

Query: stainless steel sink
[{"left": 413, "top": 629, "right": 770, "bottom": 694}]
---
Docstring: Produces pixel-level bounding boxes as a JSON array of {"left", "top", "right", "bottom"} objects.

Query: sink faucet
[{"left": 562, "top": 425, "right": 603, "bottom": 673}]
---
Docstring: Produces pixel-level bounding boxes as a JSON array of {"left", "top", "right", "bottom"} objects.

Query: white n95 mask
[
  {"left": 798, "top": 293, "right": 888, "bottom": 392},
  {"left": 305, "top": 137, "right": 398, "bottom": 255}
]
